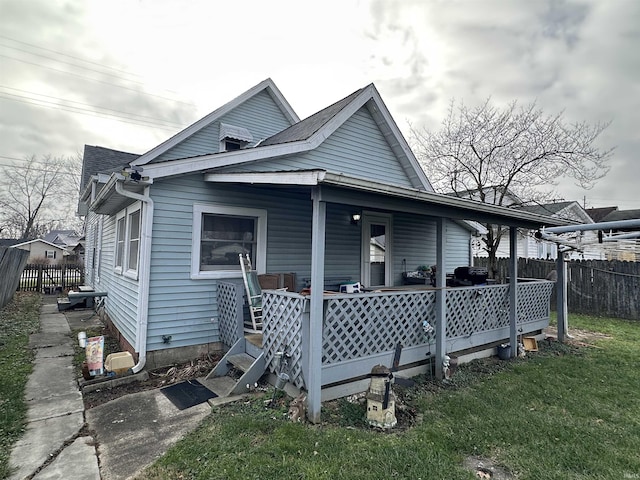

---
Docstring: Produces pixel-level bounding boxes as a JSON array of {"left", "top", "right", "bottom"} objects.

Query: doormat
[{"left": 160, "top": 379, "right": 217, "bottom": 410}]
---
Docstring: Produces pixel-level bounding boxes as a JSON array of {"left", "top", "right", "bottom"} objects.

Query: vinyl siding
[
  {"left": 220, "top": 106, "right": 416, "bottom": 189},
  {"left": 145, "top": 177, "right": 473, "bottom": 352},
  {"left": 446, "top": 221, "right": 472, "bottom": 268},
  {"left": 155, "top": 90, "right": 292, "bottom": 162},
  {"left": 85, "top": 210, "right": 139, "bottom": 347},
  {"left": 146, "top": 175, "right": 316, "bottom": 352}
]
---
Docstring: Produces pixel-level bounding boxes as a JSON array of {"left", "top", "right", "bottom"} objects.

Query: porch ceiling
[{"left": 204, "top": 170, "right": 569, "bottom": 230}]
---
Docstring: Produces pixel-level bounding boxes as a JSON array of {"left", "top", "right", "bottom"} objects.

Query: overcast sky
[{"left": 1, "top": 0, "right": 638, "bottom": 210}]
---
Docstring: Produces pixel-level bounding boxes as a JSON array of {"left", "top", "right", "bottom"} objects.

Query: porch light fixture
[{"left": 351, "top": 213, "right": 361, "bottom": 225}]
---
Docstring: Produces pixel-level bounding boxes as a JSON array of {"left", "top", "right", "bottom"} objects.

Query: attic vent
[{"left": 219, "top": 123, "right": 253, "bottom": 143}]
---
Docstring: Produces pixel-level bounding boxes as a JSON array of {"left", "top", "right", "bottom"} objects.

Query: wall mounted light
[{"left": 351, "top": 213, "right": 361, "bottom": 225}]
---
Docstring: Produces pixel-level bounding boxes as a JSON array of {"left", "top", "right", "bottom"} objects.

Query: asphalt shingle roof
[
  {"left": 80, "top": 145, "right": 140, "bottom": 192},
  {"left": 515, "top": 201, "right": 575, "bottom": 216},
  {"left": 259, "top": 87, "right": 365, "bottom": 147}
]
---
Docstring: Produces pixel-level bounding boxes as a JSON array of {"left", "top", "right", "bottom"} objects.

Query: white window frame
[
  {"left": 125, "top": 208, "right": 141, "bottom": 278},
  {"left": 114, "top": 212, "right": 126, "bottom": 274},
  {"left": 191, "top": 203, "right": 267, "bottom": 280},
  {"left": 45, "top": 250, "right": 56, "bottom": 259},
  {"left": 114, "top": 202, "right": 142, "bottom": 280}
]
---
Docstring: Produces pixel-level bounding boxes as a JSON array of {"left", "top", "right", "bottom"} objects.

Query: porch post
[
  {"left": 509, "top": 226, "right": 518, "bottom": 358},
  {"left": 434, "top": 218, "right": 446, "bottom": 379},
  {"left": 308, "top": 187, "right": 326, "bottom": 424},
  {"left": 556, "top": 252, "right": 568, "bottom": 343}
]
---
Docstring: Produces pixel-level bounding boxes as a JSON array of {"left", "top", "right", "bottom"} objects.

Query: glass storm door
[{"left": 361, "top": 213, "right": 391, "bottom": 288}]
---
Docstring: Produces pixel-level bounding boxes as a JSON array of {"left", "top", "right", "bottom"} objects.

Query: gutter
[{"left": 114, "top": 180, "right": 154, "bottom": 373}]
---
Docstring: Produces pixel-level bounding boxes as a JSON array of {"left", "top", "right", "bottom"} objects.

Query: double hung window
[
  {"left": 191, "top": 204, "right": 266, "bottom": 279},
  {"left": 114, "top": 203, "right": 142, "bottom": 279}
]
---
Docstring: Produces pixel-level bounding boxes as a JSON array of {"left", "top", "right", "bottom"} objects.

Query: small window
[
  {"left": 46, "top": 250, "right": 56, "bottom": 259},
  {"left": 224, "top": 140, "right": 242, "bottom": 151},
  {"left": 115, "top": 216, "right": 125, "bottom": 270},
  {"left": 114, "top": 203, "right": 142, "bottom": 278},
  {"left": 191, "top": 204, "right": 266, "bottom": 279},
  {"left": 127, "top": 210, "right": 141, "bottom": 272}
]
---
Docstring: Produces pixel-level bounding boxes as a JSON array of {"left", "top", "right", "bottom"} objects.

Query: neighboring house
[
  {"left": 11, "top": 239, "right": 69, "bottom": 264},
  {"left": 78, "top": 78, "right": 565, "bottom": 420},
  {"left": 585, "top": 207, "right": 640, "bottom": 261},
  {"left": 456, "top": 188, "right": 598, "bottom": 260},
  {"left": 509, "top": 201, "right": 600, "bottom": 260},
  {"left": 43, "top": 230, "right": 85, "bottom": 263}
]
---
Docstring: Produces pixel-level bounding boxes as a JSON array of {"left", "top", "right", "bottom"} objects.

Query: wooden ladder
[{"left": 200, "top": 334, "right": 265, "bottom": 397}]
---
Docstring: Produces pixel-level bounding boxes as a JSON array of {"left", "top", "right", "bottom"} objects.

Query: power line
[
  {"left": 0, "top": 34, "right": 142, "bottom": 79},
  {"left": 0, "top": 87, "right": 185, "bottom": 129},
  {"left": 0, "top": 53, "right": 196, "bottom": 108},
  {"left": 0, "top": 42, "right": 156, "bottom": 89},
  {"left": 0, "top": 94, "right": 180, "bottom": 131}
]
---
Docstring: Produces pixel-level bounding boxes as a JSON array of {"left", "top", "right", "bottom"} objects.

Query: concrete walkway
[
  {"left": 9, "top": 302, "right": 100, "bottom": 480},
  {"left": 9, "top": 299, "right": 219, "bottom": 480}
]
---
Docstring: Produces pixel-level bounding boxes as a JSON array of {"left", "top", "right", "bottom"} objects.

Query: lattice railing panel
[
  {"left": 262, "top": 292, "right": 307, "bottom": 389},
  {"left": 445, "top": 285, "right": 510, "bottom": 339},
  {"left": 517, "top": 281, "right": 554, "bottom": 324},
  {"left": 217, "top": 282, "right": 241, "bottom": 348},
  {"left": 322, "top": 291, "right": 436, "bottom": 365}
]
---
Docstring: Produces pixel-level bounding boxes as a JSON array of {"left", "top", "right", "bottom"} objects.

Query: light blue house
[{"left": 79, "top": 78, "right": 564, "bottom": 421}]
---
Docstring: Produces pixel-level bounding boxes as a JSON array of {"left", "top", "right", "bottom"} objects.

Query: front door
[{"left": 361, "top": 213, "right": 392, "bottom": 288}]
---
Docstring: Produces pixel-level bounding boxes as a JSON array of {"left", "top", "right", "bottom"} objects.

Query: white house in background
[
  {"left": 11, "top": 239, "right": 70, "bottom": 264},
  {"left": 456, "top": 188, "right": 600, "bottom": 260},
  {"left": 509, "top": 201, "right": 601, "bottom": 260},
  {"left": 586, "top": 206, "right": 640, "bottom": 261}
]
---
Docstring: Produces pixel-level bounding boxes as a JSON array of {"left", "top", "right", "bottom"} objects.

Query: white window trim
[
  {"left": 114, "top": 201, "right": 142, "bottom": 280},
  {"left": 191, "top": 203, "right": 267, "bottom": 280},
  {"left": 114, "top": 211, "right": 126, "bottom": 274},
  {"left": 125, "top": 207, "right": 141, "bottom": 280}
]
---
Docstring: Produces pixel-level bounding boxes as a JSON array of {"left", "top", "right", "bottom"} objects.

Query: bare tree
[
  {"left": 411, "top": 99, "right": 613, "bottom": 277},
  {"left": 0, "top": 154, "right": 82, "bottom": 240}
]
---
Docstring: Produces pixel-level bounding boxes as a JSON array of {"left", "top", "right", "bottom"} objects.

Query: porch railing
[{"left": 261, "top": 280, "right": 554, "bottom": 390}]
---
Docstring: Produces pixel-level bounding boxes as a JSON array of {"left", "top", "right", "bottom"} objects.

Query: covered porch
[
  {"left": 217, "top": 277, "right": 554, "bottom": 422},
  {"left": 206, "top": 172, "right": 566, "bottom": 422}
]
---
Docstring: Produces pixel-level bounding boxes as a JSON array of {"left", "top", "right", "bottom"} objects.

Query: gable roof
[
  {"left": 141, "top": 83, "right": 434, "bottom": 191},
  {"left": 81, "top": 145, "right": 140, "bottom": 192},
  {"left": 259, "top": 87, "right": 365, "bottom": 146},
  {"left": 131, "top": 78, "right": 299, "bottom": 167},
  {"left": 600, "top": 208, "right": 640, "bottom": 222},
  {"left": 585, "top": 206, "right": 618, "bottom": 223},
  {"left": 43, "top": 230, "right": 77, "bottom": 244},
  {"left": 516, "top": 201, "right": 575, "bottom": 216},
  {"left": 515, "top": 201, "right": 593, "bottom": 224},
  {"left": 12, "top": 238, "right": 68, "bottom": 251}
]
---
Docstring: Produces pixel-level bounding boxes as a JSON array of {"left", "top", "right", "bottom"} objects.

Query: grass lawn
[
  {"left": 139, "top": 314, "right": 640, "bottom": 480},
  {"left": 0, "top": 293, "right": 41, "bottom": 479}
]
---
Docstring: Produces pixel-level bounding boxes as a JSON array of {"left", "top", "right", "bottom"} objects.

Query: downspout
[{"left": 115, "top": 181, "right": 154, "bottom": 373}]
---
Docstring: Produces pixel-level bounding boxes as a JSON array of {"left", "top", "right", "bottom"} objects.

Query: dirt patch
[
  {"left": 82, "top": 353, "right": 221, "bottom": 409},
  {"left": 544, "top": 326, "right": 611, "bottom": 347},
  {"left": 463, "top": 456, "right": 516, "bottom": 479}
]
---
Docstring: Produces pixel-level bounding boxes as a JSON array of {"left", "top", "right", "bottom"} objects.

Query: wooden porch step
[
  {"left": 245, "top": 334, "right": 262, "bottom": 348},
  {"left": 198, "top": 376, "right": 237, "bottom": 398},
  {"left": 226, "top": 353, "right": 256, "bottom": 373}
]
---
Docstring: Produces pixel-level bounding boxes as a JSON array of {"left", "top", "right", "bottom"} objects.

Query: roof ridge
[{"left": 259, "top": 86, "right": 366, "bottom": 147}]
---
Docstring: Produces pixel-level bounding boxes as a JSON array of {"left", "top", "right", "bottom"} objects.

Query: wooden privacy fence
[
  {"left": 0, "top": 247, "right": 30, "bottom": 308},
  {"left": 475, "top": 258, "right": 640, "bottom": 320},
  {"left": 18, "top": 263, "right": 85, "bottom": 293}
]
